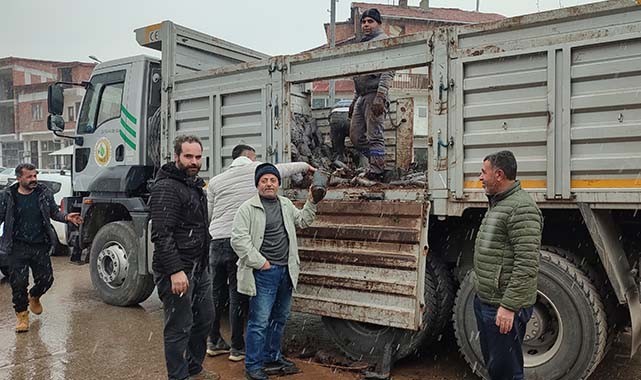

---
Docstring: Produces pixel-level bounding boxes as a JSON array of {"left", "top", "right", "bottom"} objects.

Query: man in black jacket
[
  {"left": 150, "top": 135, "right": 219, "bottom": 380},
  {"left": 0, "top": 163, "right": 82, "bottom": 332}
]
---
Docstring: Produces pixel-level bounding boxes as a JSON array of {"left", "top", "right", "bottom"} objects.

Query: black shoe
[
  {"left": 206, "top": 338, "right": 231, "bottom": 357},
  {"left": 245, "top": 369, "right": 269, "bottom": 380},
  {"left": 264, "top": 357, "right": 300, "bottom": 375}
]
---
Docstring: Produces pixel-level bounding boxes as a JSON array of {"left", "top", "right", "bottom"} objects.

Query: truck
[{"left": 45, "top": 1, "right": 641, "bottom": 379}]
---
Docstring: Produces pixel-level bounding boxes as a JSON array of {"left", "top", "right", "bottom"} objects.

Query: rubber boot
[
  {"left": 354, "top": 151, "right": 370, "bottom": 173},
  {"left": 29, "top": 295, "right": 43, "bottom": 315},
  {"left": 15, "top": 311, "right": 29, "bottom": 333},
  {"left": 366, "top": 155, "right": 386, "bottom": 181}
]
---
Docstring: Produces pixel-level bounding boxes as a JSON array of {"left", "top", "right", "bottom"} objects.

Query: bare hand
[
  {"left": 307, "top": 164, "right": 317, "bottom": 173},
  {"left": 495, "top": 306, "right": 515, "bottom": 334},
  {"left": 170, "top": 271, "right": 189, "bottom": 295},
  {"left": 260, "top": 261, "right": 271, "bottom": 271},
  {"left": 66, "top": 213, "right": 83, "bottom": 226},
  {"left": 371, "top": 93, "right": 386, "bottom": 116}
]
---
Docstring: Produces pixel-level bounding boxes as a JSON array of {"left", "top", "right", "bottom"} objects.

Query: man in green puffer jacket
[{"left": 473, "top": 150, "right": 543, "bottom": 380}]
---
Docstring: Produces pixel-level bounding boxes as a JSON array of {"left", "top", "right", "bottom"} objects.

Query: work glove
[
  {"left": 371, "top": 93, "right": 386, "bottom": 116},
  {"left": 348, "top": 98, "right": 356, "bottom": 119}
]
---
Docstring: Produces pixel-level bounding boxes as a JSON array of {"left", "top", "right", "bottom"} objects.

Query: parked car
[
  {"left": 0, "top": 172, "right": 72, "bottom": 257},
  {"left": 0, "top": 167, "right": 15, "bottom": 189}
]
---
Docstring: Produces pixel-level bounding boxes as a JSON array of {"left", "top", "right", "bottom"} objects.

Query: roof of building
[
  {"left": 0, "top": 56, "right": 94, "bottom": 67},
  {"left": 352, "top": 2, "right": 505, "bottom": 23}
]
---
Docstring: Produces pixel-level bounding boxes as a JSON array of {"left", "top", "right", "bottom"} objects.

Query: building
[
  {"left": 312, "top": 1, "right": 505, "bottom": 135},
  {"left": 0, "top": 57, "right": 95, "bottom": 169}
]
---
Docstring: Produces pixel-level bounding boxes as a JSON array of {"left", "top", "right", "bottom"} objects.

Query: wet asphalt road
[{"left": 1, "top": 257, "right": 641, "bottom": 380}]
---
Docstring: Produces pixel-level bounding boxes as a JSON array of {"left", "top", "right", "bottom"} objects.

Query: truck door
[{"left": 73, "top": 65, "right": 131, "bottom": 192}]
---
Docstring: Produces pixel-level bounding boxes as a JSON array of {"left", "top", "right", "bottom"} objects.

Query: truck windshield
[{"left": 77, "top": 70, "right": 126, "bottom": 134}]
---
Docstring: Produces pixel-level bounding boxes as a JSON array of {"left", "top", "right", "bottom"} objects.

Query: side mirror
[
  {"left": 48, "top": 84, "right": 64, "bottom": 115},
  {"left": 47, "top": 114, "right": 65, "bottom": 132}
]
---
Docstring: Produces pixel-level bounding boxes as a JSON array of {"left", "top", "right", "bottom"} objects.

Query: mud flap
[{"left": 578, "top": 203, "right": 641, "bottom": 357}]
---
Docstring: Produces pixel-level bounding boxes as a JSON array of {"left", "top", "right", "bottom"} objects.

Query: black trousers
[
  {"left": 9, "top": 241, "right": 53, "bottom": 313},
  {"left": 155, "top": 267, "right": 214, "bottom": 380},
  {"left": 474, "top": 296, "right": 534, "bottom": 380},
  {"left": 209, "top": 238, "right": 248, "bottom": 350}
]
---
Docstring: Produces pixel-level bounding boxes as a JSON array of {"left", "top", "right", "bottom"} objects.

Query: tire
[
  {"left": 322, "top": 254, "right": 455, "bottom": 362},
  {"left": 453, "top": 249, "right": 607, "bottom": 380},
  {"left": 90, "top": 221, "right": 155, "bottom": 306}
]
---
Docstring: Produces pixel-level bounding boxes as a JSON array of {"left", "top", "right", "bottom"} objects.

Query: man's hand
[
  {"left": 371, "top": 93, "right": 386, "bottom": 116},
  {"left": 260, "top": 261, "right": 271, "bottom": 271},
  {"left": 495, "top": 306, "right": 515, "bottom": 334},
  {"left": 170, "top": 271, "right": 189, "bottom": 295},
  {"left": 348, "top": 99, "right": 356, "bottom": 119},
  {"left": 65, "top": 213, "right": 83, "bottom": 226},
  {"left": 306, "top": 164, "right": 317, "bottom": 174}
]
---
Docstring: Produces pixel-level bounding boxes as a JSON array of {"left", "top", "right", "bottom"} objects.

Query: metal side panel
[
  {"left": 448, "top": 1, "right": 641, "bottom": 211},
  {"left": 569, "top": 37, "right": 641, "bottom": 193},
  {"left": 136, "top": 21, "right": 268, "bottom": 76},
  {"left": 168, "top": 64, "right": 280, "bottom": 179},
  {"left": 292, "top": 199, "right": 428, "bottom": 330}
]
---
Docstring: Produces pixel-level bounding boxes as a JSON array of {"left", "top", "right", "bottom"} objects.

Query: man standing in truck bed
[
  {"left": 206, "top": 144, "right": 315, "bottom": 362},
  {"left": 474, "top": 150, "right": 542, "bottom": 380},
  {"left": 150, "top": 135, "right": 219, "bottom": 380},
  {"left": 348, "top": 8, "right": 394, "bottom": 180}
]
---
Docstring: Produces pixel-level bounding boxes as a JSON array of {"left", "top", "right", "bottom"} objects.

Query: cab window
[{"left": 77, "top": 70, "right": 126, "bottom": 134}]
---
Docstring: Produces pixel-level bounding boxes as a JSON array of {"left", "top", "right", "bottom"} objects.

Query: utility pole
[
  {"left": 476, "top": 0, "right": 480, "bottom": 12},
  {"left": 328, "top": 0, "right": 337, "bottom": 107}
]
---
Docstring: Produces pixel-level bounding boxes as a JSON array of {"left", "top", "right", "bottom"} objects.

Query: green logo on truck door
[{"left": 120, "top": 105, "right": 137, "bottom": 150}]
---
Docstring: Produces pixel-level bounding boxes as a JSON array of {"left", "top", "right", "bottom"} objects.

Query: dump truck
[{"left": 46, "top": 1, "right": 641, "bottom": 378}]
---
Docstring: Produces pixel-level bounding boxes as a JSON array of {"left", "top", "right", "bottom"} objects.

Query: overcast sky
[{"left": 1, "top": 0, "right": 601, "bottom": 62}]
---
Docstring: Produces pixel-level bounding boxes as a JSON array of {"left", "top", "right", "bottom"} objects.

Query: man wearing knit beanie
[
  {"left": 348, "top": 7, "right": 394, "bottom": 181},
  {"left": 231, "top": 163, "right": 321, "bottom": 380}
]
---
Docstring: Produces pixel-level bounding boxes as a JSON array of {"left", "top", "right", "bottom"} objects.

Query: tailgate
[{"left": 292, "top": 190, "right": 428, "bottom": 330}]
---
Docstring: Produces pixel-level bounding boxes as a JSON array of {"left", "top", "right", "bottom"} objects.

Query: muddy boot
[
  {"left": 365, "top": 155, "right": 386, "bottom": 181},
  {"left": 15, "top": 311, "right": 29, "bottom": 333},
  {"left": 190, "top": 369, "right": 220, "bottom": 380},
  {"left": 29, "top": 295, "right": 43, "bottom": 315},
  {"left": 354, "top": 151, "right": 370, "bottom": 173}
]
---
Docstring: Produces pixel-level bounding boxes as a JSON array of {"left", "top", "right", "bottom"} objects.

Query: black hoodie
[{"left": 150, "top": 162, "right": 209, "bottom": 276}]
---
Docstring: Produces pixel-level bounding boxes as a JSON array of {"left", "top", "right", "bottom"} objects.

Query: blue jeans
[
  {"left": 245, "top": 265, "right": 293, "bottom": 372},
  {"left": 474, "top": 296, "right": 533, "bottom": 380}
]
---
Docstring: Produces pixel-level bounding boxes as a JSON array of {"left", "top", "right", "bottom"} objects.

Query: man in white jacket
[{"left": 206, "top": 144, "right": 314, "bottom": 361}]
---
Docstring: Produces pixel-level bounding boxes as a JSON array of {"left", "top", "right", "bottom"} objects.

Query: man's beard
[{"left": 177, "top": 162, "right": 200, "bottom": 177}]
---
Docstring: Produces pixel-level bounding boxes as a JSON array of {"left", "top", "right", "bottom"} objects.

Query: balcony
[{"left": 391, "top": 73, "right": 429, "bottom": 90}]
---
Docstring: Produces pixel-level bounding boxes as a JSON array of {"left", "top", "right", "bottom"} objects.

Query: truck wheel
[
  {"left": 90, "top": 221, "right": 155, "bottom": 306},
  {"left": 322, "top": 254, "right": 455, "bottom": 362},
  {"left": 453, "top": 249, "right": 607, "bottom": 380}
]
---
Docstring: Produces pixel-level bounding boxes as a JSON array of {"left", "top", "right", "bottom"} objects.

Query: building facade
[{"left": 0, "top": 57, "right": 95, "bottom": 169}]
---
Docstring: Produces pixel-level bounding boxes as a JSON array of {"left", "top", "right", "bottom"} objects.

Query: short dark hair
[
  {"left": 232, "top": 144, "right": 255, "bottom": 160},
  {"left": 15, "top": 163, "right": 36, "bottom": 177},
  {"left": 483, "top": 150, "right": 517, "bottom": 180},
  {"left": 174, "top": 135, "right": 203, "bottom": 156}
]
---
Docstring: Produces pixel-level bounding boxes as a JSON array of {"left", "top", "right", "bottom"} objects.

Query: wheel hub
[
  {"left": 523, "top": 292, "right": 564, "bottom": 367},
  {"left": 96, "top": 241, "right": 128, "bottom": 289}
]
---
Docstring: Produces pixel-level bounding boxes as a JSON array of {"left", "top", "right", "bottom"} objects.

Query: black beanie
[
  {"left": 255, "top": 163, "right": 281, "bottom": 187},
  {"left": 361, "top": 8, "right": 382, "bottom": 24}
]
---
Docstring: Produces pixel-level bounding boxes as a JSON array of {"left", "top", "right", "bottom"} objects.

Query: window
[
  {"left": 77, "top": 70, "right": 126, "bottom": 134},
  {"left": 311, "top": 98, "right": 327, "bottom": 109},
  {"left": 418, "top": 106, "right": 427, "bottom": 118},
  {"left": 39, "top": 180, "right": 62, "bottom": 194},
  {"left": 59, "top": 67, "right": 73, "bottom": 83},
  {"left": 68, "top": 106, "right": 75, "bottom": 122},
  {"left": 31, "top": 103, "right": 43, "bottom": 120},
  {"left": 96, "top": 83, "right": 124, "bottom": 126}
]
